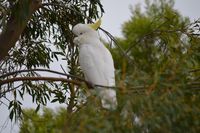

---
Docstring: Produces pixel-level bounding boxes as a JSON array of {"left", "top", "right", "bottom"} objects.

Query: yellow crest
[{"left": 88, "top": 19, "right": 102, "bottom": 30}]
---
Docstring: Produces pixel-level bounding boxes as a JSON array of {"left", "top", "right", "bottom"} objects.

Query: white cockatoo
[{"left": 72, "top": 19, "right": 117, "bottom": 110}]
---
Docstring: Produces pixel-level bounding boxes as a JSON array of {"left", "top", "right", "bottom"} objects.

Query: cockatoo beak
[{"left": 88, "top": 19, "right": 102, "bottom": 30}]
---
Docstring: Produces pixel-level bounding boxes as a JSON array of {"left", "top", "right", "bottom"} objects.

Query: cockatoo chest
[{"left": 79, "top": 44, "right": 107, "bottom": 85}]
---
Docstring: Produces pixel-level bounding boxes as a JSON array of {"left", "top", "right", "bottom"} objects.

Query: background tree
[
  {"left": 0, "top": 0, "right": 104, "bottom": 121},
  {"left": 112, "top": 1, "right": 200, "bottom": 133},
  {"left": 20, "top": 108, "right": 67, "bottom": 133},
  {"left": 19, "top": 0, "right": 200, "bottom": 133}
]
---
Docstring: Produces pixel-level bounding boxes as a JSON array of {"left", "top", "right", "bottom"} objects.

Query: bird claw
[{"left": 86, "top": 81, "right": 95, "bottom": 89}]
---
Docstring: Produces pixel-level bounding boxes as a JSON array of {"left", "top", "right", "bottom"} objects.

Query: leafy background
[{"left": 0, "top": 0, "right": 200, "bottom": 133}]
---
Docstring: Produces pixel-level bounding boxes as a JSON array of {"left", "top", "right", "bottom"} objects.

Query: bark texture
[{"left": 0, "top": 0, "right": 42, "bottom": 60}]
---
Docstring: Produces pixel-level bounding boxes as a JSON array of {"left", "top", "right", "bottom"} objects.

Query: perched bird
[{"left": 72, "top": 19, "right": 117, "bottom": 110}]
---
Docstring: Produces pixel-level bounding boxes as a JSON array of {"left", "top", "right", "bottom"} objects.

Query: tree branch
[
  {"left": 0, "top": 76, "right": 82, "bottom": 86},
  {"left": 0, "top": 68, "right": 84, "bottom": 81},
  {"left": 0, "top": 0, "right": 42, "bottom": 60},
  {"left": 0, "top": 69, "right": 121, "bottom": 89}
]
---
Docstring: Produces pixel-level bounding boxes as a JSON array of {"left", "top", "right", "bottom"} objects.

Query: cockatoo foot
[{"left": 85, "top": 81, "right": 95, "bottom": 89}]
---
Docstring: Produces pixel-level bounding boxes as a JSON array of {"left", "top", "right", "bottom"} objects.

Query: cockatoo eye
[{"left": 80, "top": 32, "right": 83, "bottom": 35}]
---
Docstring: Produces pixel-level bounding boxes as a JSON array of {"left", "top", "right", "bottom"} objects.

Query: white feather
[{"left": 72, "top": 23, "right": 117, "bottom": 109}]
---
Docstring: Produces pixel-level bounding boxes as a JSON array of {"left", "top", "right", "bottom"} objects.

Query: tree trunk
[{"left": 0, "top": 0, "right": 42, "bottom": 61}]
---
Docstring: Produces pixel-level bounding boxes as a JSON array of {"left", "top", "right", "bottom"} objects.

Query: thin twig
[
  {"left": 99, "top": 27, "right": 134, "bottom": 63},
  {"left": 0, "top": 84, "right": 23, "bottom": 96},
  {"left": 0, "top": 100, "right": 8, "bottom": 107}
]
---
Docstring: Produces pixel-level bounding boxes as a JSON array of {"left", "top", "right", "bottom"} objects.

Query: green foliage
[
  {"left": 0, "top": 0, "right": 103, "bottom": 121},
  {"left": 20, "top": 108, "right": 67, "bottom": 133},
  {"left": 20, "top": 97, "right": 136, "bottom": 133},
  {"left": 138, "top": 90, "right": 200, "bottom": 133},
  {"left": 113, "top": 0, "right": 200, "bottom": 88},
  {"left": 111, "top": 0, "right": 200, "bottom": 132},
  {"left": 2, "top": 0, "right": 200, "bottom": 132},
  {"left": 20, "top": 89, "right": 200, "bottom": 133}
]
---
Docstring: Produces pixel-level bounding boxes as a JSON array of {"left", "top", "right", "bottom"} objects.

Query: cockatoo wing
[
  {"left": 79, "top": 44, "right": 106, "bottom": 86},
  {"left": 102, "top": 47, "right": 115, "bottom": 87},
  {"left": 79, "top": 43, "right": 117, "bottom": 109}
]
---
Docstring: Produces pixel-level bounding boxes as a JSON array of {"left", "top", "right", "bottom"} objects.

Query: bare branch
[
  {"left": 0, "top": 76, "right": 82, "bottom": 87},
  {"left": 0, "top": 69, "right": 123, "bottom": 91},
  {"left": 0, "top": 68, "right": 84, "bottom": 81}
]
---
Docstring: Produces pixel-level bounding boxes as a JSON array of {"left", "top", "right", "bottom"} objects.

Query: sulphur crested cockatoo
[{"left": 72, "top": 19, "right": 117, "bottom": 110}]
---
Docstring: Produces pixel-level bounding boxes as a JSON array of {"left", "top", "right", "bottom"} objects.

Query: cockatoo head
[{"left": 72, "top": 19, "right": 101, "bottom": 36}]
